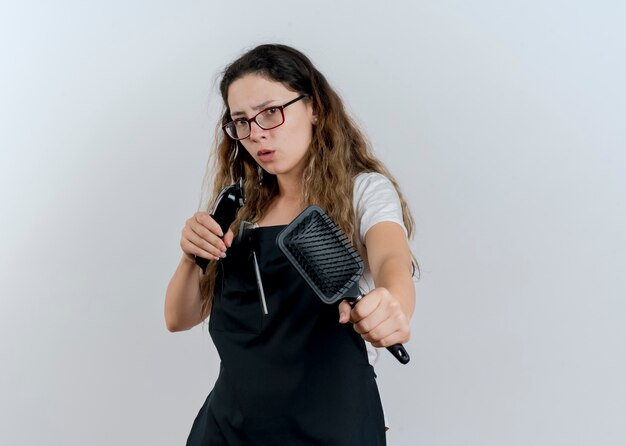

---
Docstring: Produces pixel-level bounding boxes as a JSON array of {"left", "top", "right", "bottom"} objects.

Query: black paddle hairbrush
[{"left": 277, "top": 205, "right": 410, "bottom": 365}]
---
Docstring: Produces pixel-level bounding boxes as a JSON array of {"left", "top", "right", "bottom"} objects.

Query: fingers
[
  {"left": 351, "top": 302, "right": 388, "bottom": 334},
  {"left": 361, "top": 315, "right": 410, "bottom": 348},
  {"left": 338, "top": 300, "right": 352, "bottom": 323},
  {"left": 194, "top": 212, "right": 225, "bottom": 238},
  {"left": 348, "top": 288, "right": 411, "bottom": 347},
  {"left": 223, "top": 229, "right": 234, "bottom": 249},
  {"left": 349, "top": 292, "right": 382, "bottom": 323},
  {"left": 180, "top": 212, "right": 229, "bottom": 261},
  {"left": 181, "top": 227, "right": 224, "bottom": 261}
]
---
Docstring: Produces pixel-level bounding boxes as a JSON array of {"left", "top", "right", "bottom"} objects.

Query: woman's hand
[
  {"left": 338, "top": 287, "right": 411, "bottom": 348},
  {"left": 180, "top": 212, "right": 234, "bottom": 263}
]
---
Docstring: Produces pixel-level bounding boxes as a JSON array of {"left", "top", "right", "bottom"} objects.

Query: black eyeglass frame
[{"left": 222, "top": 94, "right": 308, "bottom": 141}]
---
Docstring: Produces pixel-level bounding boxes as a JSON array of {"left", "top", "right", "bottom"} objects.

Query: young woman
[{"left": 165, "top": 44, "right": 416, "bottom": 445}]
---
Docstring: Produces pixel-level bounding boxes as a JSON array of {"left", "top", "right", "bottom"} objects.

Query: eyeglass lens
[{"left": 226, "top": 108, "right": 284, "bottom": 140}]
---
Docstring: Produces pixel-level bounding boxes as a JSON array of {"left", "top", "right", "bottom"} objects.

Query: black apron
[{"left": 187, "top": 225, "right": 386, "bottom": 445}]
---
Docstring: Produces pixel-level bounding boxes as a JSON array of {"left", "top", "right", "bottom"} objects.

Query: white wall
[{"left": 1, "top": 1, "right": 625, "bottom": 445}]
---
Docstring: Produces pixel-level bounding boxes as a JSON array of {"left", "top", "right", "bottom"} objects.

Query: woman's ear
[{"left": 308, "top": 97, "right": 318, "bottom": 124}]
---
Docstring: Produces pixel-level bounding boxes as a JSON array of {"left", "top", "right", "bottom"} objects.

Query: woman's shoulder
[
  {"left": 353, "top": 171, "right": 406, "bottom": 241},
  {"left": 354, "top": 171, "right": 384, "bottom": 181},
  {"left": 353, "top": 171, "right": 392, "bottom": 186},
  {"left": 353, "top": 171, "right": 397, "bottom": 199}
]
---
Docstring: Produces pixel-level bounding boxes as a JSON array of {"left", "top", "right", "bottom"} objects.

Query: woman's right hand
[{"left": 180, "top": 212, "right": 234, "bottom": 263}]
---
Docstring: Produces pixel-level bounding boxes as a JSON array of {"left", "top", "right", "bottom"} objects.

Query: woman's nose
[{"left": 249, "top": 121, "right": 266, "bottom": 141}]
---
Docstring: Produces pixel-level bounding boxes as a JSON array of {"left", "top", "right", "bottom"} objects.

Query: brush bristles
[{"left": 281, "top": 210, "right": 363, "bottom": 299}]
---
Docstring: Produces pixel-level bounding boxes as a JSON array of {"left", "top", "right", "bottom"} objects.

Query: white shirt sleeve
[
  {"left": 353, "top": 172, "right": 407, "bottom": 251},
  {"left": 353, "top": 172, "right": 407, "bottom": 254}
]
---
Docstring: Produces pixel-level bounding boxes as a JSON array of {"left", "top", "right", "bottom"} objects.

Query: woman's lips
[{"left": 257, "top": 150, "right": 274, "bottom": 163}]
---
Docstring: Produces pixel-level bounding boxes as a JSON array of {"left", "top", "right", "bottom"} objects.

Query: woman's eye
[
  {"left": 265, "top": 108, "right": 279, "bottom": 115},
  {"left": 234, "top": 120, "right": 248, "bottom": 127}
]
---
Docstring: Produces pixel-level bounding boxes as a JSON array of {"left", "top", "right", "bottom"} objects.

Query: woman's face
[{"left": 227, "top": 74, "right": 316, "bottom": 181}]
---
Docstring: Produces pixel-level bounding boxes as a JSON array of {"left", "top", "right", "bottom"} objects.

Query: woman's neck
[
  {"left": 276, "top": 172, "right": 304, "bottom": 202},
  {"left": 256, "top": 175, "right": 305, "bottom": 227}
]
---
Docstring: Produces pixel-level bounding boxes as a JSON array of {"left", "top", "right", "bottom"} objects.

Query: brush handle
[
  {"left": 350, "top": 297, "right": 410, "bottom": 365},
  {"left": 386, "top": 344, "right": 410, "bottom": 364}
]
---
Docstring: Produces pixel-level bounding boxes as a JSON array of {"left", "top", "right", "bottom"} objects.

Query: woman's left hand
[{"left": 338, "top": 287, "right": 411, "bottom": 348}]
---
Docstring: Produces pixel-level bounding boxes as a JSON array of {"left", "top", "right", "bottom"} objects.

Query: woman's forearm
[
  {"left": 164, "top": 255, "right": 206, "bottom": 332},
  {"left": 373, "top": 257, "right": 416, "bottom": 320}
]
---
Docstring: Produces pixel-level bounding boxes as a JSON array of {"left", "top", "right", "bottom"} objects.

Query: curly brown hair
[{"left": 199, "top": 44, "right": 415, "bottom": 318}]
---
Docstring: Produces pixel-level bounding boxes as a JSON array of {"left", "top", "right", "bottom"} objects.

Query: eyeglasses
[{"left": 222, "top": 94, "right": 308, "bottom": 140}]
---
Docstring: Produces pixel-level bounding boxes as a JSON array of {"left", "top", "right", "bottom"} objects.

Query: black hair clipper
[{"left": 195, "top": 179, "right": 245, "bottom": 274}]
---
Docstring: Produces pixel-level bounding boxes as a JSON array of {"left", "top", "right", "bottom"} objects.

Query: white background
[{"left": 1, "top": 1, "right": 625, "bottom": 445}]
